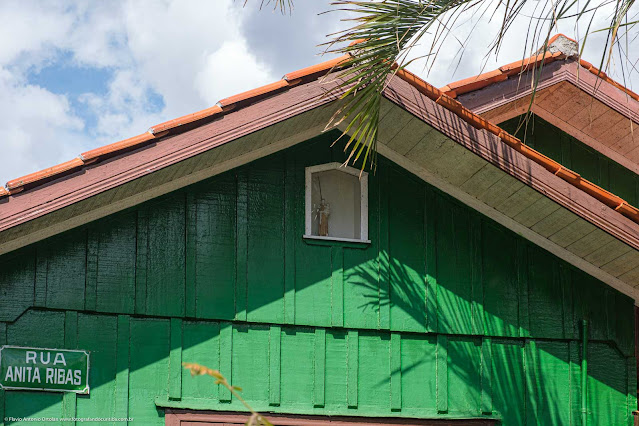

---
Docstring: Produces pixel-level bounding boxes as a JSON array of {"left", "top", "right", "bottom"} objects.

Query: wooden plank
[
  {"left": 481, "top": 337, "right": 492, "bottom": 414},
  {"left": 560, "top": 264, "right": 574, "bottom": 340},
  {"left": 313, "top": 328, "right": 326, "bottom": 407},
  {"left": 460, "top": 163, "right": 504, "bottom": 198},
  {"left": 471, "top": 215, "right": 484, "bottom": 335},
  {"left": 135, "top": 208, "right": 148, "bottom": 315},
  {"left": 219, "top": 323, "right": 233, "bottom": 402},
  {"left": 269, "top": 325, "right": 281, "bottom": 406},
  {"left": 62, "top": 311, "right": 78, "bottom": 426},
  {"left": 34, "top": 244, "right": 47, "bottom": 307},
  {"left": 566, "top": 228, "right": 616, "bottom": 259},
  {"left": 601, "top": 250, "right": 639, "bottom": 278},
  {"left": 390, "top": 333, "right": 402, "bottom": 411},
  {"left": 347, "top": 330, "right": 358, "bottom": 407},
  {"left": 478, "top": 175, "right": 525, "bottom": 208},
  {"left": 379, "top": 108, "right": 416, "bottom": 152},
  {"left": 185, "top": 192, "right": 197, "bottom": 318},
  {"left": 115, "top": 315, "right": 130, "bottom": 421},
  {"left": 331, "top": 246, "right": 344, "bottom": 328},
  {"left": 436, "top": 334, "right": 448, "bottom": 413},
  {"left": 390, "top": 119, "right": 435, "bottom": 156},
  {"left": 425, "top": 187, "right": 438, "bottom": 333},
  {"left": 548, "top": 219, "right": 597, "bottom": 248},
  {"left": 531, "top": 208, "right": 580, "bottom": 238},
  {"left": 284, "top": 153, "right": 296, "bottom": 324},
  {"left": 513, "top": 196, "right": 560, "bottom": 228},
  {"left": 379, "top": 170, "right": 390, "bottom": 330},
  {"left": 169, "top": 318, "right": 183, "bottom": 400},
  {"left": 628, "top": 357, "right": 637, "bottom": 426},
  {"left": 236, "top": 170, "right": 248, "bottom": 322},
  {"left": 85, "top": 229, "right": 98, "bottom": 311},
  {"left": 145, "top": 195, "right": 186, "bottom": 317},
  {"left": 517, "top": 241, "right": 530, "bottom": 338},
  {"left": 495, "top": 186, "right": 542, "bottom": 219},
  {"left": 584, "top": 240, "right": 632, "bottom": 267}
]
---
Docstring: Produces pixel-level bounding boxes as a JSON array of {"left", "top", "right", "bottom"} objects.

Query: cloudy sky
[{"left": 0, "top": 0, "right": 635, "bottom": 185}]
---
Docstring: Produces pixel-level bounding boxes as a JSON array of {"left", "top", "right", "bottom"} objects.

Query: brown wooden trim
[
  {"left": 165, "top": 410, "right": 497, "bottom": 426},
  {"left": 0, "top": 76, "right": 343, "bottom": 232},
  {"left": 382, "top": 77, "right": 639, "bottom": 252}
]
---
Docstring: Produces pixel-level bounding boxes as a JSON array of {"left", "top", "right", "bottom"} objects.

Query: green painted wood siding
[
  {"left": 0, "top": 132, "right": 635, "bottom": 425},
  {"left": 501, "top": 115, "right": 639, "bottom": 207}
]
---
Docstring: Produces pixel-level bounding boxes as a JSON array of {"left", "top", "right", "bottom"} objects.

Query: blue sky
[{"left": 0, "top": 0, "right": 634, "bottom": 185}]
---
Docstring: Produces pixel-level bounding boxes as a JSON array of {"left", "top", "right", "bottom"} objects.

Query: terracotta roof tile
[
  {"left": 444, "top": 34, "right": 639, "bottom": 105},
  {"left": 150, "top": 105, "right": 223, "bottom": 135},
  {"left": 81, "top": 132, "right": 156, "bottom": 164},
  {"left": 6, "top": 158, "right": 84, "bottom": 191},
  {"left": 284, "top": 54, "right": 350, "bottom": 82},
  {"left": 3, "top": 46, "right": 639, "bottom": 230},
  {"left": 217, "top": 79, "right": 289, "bottom": 111}
]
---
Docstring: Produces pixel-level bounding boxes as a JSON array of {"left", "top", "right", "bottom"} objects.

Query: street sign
[{"left": 0, "top": 346, "right": 90, "bottom": 394}]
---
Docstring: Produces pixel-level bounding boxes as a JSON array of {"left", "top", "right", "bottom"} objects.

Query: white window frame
[{"left": 304, "top": 162, "right": 370, "bottom": 244}]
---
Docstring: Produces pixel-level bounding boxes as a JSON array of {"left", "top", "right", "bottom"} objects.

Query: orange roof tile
[
  {"left": 150, "top": 105, "right": 223, "bottom": 135},
  {"left": 6, "top": 158, "right": 84, "bottom": 191},
  {"left": 81, "top": 132, "right": 156, "bottom": 164},
  {"left": 442, "top": 33, "right": 639, "bottom": 104},
  {"left": 2, "top": 44, "right": 639, "bottom": 230},
  {"left": 217, "top": 80, "right": 289, "bottom": 111},
  {"left": 284, "top": 54, "right": 350, "bottom": 82}
]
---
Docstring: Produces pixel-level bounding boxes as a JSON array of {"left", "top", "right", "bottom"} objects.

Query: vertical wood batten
[
  {"left": 560, "top": 264, "right": 574, "bottom": 339},
  {"left": 236, "top": 171, "right": 248, "bottom": 322},
  {"left": 219, "top": 322, "right": 233, "bottom": 402},
  {"left": 34, "top": 244, "right": 47, "bottom": 307},
  {"left": 517, "top": 241, "right": 530, "bottom": 338},
  {"left": 390, "top": 333, "right": 402, "bottom": 411},
  {"left": 314, "top": 328, "right": 326, "bottom": 407},
  {"left": 627, "top": 357, "right": 637, "bottom": 426},
  {"left": 169, "top": 318, "right": 183, "bottom": 400},
  {"left": 115, "top": 315, "right": 130, "bottom": 422},
  {"left": 347, "top": 330, "right": 358, "bottom": 408},
  {"left": 85, "top": 229, "right": 98, "bottom": 311},
  {"left": 331, "top": 246, "right": 344, "bottom": 328},
  {"left": 425, "top": 188, "right": 438, "bottom": 333},
  {"left": 269, "top": 325, "right": 281, "bottom": 405},
  {"left": 524, "top": 340, "right": 538, "bottom": 419},
  {"left": 471, "top": 216, "right": 484, "bottom": 335},
  {"left": 436, "top": 334, "right": 448, "bottom": 413},
  {"left": 135, "top": 208, "right": 148, "bottom": 315},
  {"left": 379, "top": 170, "right": 390, "bottom": 330},
  {"left": 0, "top": 322, "right": 6, "bottom": 426},
  {"left": 62, "top": 311, "right": 78, "bottom": 426},
  {"left": 480, "top": 337, "right": 493, "bottom": 414},
  {"left": 284, "top": 153, "right": 296, "bottom": 324},
  {"left": 185, "top": 192, "right": 197, "bottom": 318},
  {"left": 568, "top": 340, "right": 581, "bottom": 426}
]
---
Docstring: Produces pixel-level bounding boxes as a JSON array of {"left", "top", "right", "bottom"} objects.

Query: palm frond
[{"left": 323, "top": 0, "right": 638, "bottom": 171}]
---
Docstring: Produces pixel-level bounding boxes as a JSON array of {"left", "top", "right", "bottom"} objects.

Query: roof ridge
[
  {"left": 394, "top": 67, "right": 639, "bottom": 224},
  {"left": 440, "top": 33, "right": 639, "bottom": 103},
  {"left": 2, "top": 46, "right": 638, "bottom": 228}
]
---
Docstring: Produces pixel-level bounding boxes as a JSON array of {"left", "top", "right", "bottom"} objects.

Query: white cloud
[
  {"left": 0, "top": 0, "right": 637, "bottom": 186},
  {"left": 0, "top": 0, "right": 275, "bottom": 184},
  {"left": 0, "top": 66, "right": 84, "bottom": 181},
  {"left": 196, "top": 39, "right": 273, "bottom": 105}
]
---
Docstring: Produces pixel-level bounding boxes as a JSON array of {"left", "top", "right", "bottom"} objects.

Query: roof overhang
[
  {"left": 1, "top": 67, "right": 639, "bottom": 303},
  {"left": 457, "top": 59, "right": 639, "bottom": 176}
]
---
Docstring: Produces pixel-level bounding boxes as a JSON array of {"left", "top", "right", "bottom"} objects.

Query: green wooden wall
[
  {"left": 502, "top": 115, "right": 639, "bottom": 207},
  {"left": 0, "top": 132, "right": 635, "bottom": 425}
]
